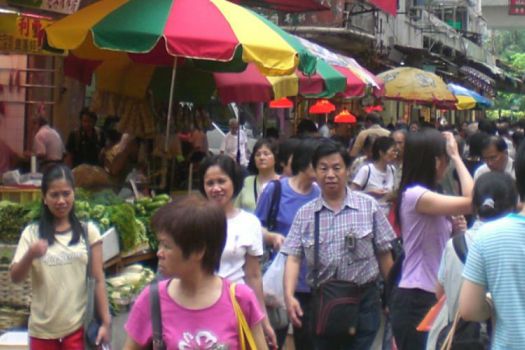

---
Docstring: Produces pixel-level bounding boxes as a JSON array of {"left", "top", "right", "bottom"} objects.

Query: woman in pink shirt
[{"left": 124, "top": 196, "right": 267, "bottom": 350}]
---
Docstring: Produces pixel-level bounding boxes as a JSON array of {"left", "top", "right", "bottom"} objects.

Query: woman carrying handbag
[{"left": 124, "top": 196, "right": 268, "bottom": 350}]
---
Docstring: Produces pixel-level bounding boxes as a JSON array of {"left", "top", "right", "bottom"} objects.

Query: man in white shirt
[
  {"left": 473, "top": 136, "right": 515, "bottom": 181},
  {"left": 220, "top": 118, "right": 248, "bottom": 167}
]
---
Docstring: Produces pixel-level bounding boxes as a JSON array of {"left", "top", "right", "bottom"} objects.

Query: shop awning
[
  {"left": 459, "top": 65, "right": 495, "bottom": 96},
  {"left": 367, "top": 0, "right": 397, "bottom": 16},
  {"left": 231, "top": 0, "right": 329, "bottom": 12}
]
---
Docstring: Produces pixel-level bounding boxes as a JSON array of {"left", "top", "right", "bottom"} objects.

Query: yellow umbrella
[
  {"left": 378, "top": 67, "right": 456, "bottom": 104},
  {"left": 455, "top": 96, "right": 477, "bottom": 110}
]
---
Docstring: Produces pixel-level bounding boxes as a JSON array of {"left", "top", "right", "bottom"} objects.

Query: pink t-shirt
[{"left": 125, "top": 278, "right": 264, "bottom": 350}]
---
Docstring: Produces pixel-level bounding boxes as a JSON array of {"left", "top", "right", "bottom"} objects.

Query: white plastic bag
[{"left": 262, "top": 252, "right": 286, "bottom": 308}]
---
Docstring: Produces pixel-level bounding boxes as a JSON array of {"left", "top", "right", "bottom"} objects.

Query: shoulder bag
[
  {"left": 82, "top": 224, "right": 102, "bottom": 350},
  {"left": 311, "top": 211, "right": 363, "bottom": 337},
  {"left": 435, "top": 234, "right": 491, "bottom": 350},
  {"left": 230, "top": 283, "right": 257, "bottom": 350},
  {"left": 149, "top": 279, "right": 166, "bottom": 350}
]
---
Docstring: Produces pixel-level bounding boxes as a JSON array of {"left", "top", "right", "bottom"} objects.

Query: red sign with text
[{"left": 509, "top": 0, "right": 525, "bottom": 15}]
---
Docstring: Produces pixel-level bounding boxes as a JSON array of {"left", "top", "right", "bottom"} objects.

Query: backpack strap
[
  {"left": 452, "top": 234, "right": 468, "bottom": 264},
  {"left": 363, "top": 164, "right": 372, "bottom": 189},
  {"left": 150, "top": 279, "right": 166, "bottom": 350},
  {"left": 266, "top": 179, "right": 282, "bottom": 231}
]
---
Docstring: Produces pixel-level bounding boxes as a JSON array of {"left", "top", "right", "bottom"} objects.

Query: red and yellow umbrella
[{"left": 45, "top": 0, "right": 317, "bottom": 75}]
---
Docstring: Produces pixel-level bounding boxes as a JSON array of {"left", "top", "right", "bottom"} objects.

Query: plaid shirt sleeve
[
  {"left": 372, "top": 200, "right": 396, "bottom": 253},
  {"left": 281, "top": 206, "right": 308, "bottom": 258}
]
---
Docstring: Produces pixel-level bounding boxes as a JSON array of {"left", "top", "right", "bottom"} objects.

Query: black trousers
[
  {"left": 390, "top": 287, "right": 436, "bottom": 350},
  {"left": 293, "top": 292, "right": 316, "bottom": 350}
]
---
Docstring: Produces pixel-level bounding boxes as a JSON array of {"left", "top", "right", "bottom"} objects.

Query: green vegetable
[
  {"left": 153, "top": 194, "right": 171, "bottom": 202},
  {"left": 0, "top": 202, "right": 30, "bottom": 244},
  {"left": 110, "top": 203, "right": 139, "bottom": 252}
]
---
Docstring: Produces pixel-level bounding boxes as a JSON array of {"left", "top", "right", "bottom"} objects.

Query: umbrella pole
[{"left": 161, "top": 57, "right": 178, "bottom": 190}]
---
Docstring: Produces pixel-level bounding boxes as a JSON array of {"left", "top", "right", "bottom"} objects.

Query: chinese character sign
[
  {"left": 0, "top": 14, "right": 53, "bottom": 54},
  {"left": 7, "top": 0, "right": 81, "bottom": 15},
  {"left": 509, "top": 0, "right": 525, "bottom": 15}
]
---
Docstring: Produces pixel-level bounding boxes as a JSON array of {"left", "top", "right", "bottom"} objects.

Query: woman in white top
[
  {"left": 351, "top": 136, "right": 397, "bottom": 214},
  {"left": 427, "top": 172, "right": 517, "bottom": 350},
  {"left": 199, "top": 154, "right": 277, "bottom": 348}
]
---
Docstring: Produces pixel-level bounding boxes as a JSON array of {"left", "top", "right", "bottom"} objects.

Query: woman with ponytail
[
  {"left": 10, "top": 164, "right": 111, "bottom": 349},
  {"left": 427, "top": 172, "right": 517, "bottom": 349}
]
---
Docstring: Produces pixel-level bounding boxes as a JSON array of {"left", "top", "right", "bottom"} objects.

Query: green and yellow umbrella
[{"left": 45, "top": 0, "right": 317, "bottom": 76}]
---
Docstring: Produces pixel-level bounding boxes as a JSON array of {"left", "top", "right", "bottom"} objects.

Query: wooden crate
[
  {"left": 0, "top": 309, "right": 29, "bottom": 334},
  {"left": 0, "top": 186, "right": 40, "bottom": 204}
]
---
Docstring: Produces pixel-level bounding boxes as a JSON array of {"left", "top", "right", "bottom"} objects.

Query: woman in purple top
[{"left": 390, "top": 129, "right": 473, "bottom": 350}]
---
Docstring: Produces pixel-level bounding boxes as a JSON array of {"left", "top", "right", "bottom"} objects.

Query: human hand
[
  {"left": 96, "top": 323, "right": 111, "bottom": 347},
  {"left": 442, "top": 131, "right": 459, "bottom": 159},
  {"left": 451, "top": 215, "right": 467, "bottom": 234},
  {"left": 30, "top": 240, "right": 48, "bottom": 259},
  {"left": 285, "top": 296, "right": 304, "bottom": 328},
  {"left": 262, "top": 319, "right": 277, "bottom": 350},
  {"left": 269, "top": 233, "right": 285, "bottom": 251}
]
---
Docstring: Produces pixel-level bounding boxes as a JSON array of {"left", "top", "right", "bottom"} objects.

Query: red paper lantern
[
  {"left": 269, "top": 97, "right": 294, "bottom": 109},
  {"left": 309, "top": 99, "right": 336, "bottom": 114},
  {"left": 334, "top": 109, "right": 357, "bottom": 124}
]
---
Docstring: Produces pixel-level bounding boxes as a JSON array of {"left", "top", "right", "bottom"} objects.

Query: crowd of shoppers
[{"left": 10, "top": 112, "right": 525, "bottom": 350}]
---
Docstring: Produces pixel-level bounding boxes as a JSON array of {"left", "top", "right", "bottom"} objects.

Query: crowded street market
[{"left": 0, "top": 0, "right": 525, "bottom": 349}]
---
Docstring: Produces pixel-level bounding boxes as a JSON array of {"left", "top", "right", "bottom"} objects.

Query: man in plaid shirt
[{"left": 282, "top": 139, "right": 395, "bottom": 350}]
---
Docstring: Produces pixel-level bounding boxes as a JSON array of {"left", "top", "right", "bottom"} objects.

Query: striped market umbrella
[
  {"left": 447, "top": 83, "right": 493, "bottom": 110},
  {"left": 45, "top": 0, "right": 319, "bottom": 156},
  {"left": 45, "top": 0, "right": 317, "bottom": 75}
]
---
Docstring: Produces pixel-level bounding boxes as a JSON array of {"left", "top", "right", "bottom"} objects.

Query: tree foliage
[{"left": 492, "top": 30, "right": 525, "bottom": 115}]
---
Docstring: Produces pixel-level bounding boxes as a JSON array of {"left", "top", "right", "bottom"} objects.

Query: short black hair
[
  {"left": 366, "top": 112, "right": 382, "bottom": 125},
  {"left": 481, "top": 136, "right": 507, "bottom": 153},
  {"left": 312, "top": 139, "right": 351, "bottom": 169},
  {"left": 199, "top": 155, "right": 244, "bottom": 198},
  {"left": 152, "top": 195, "right": 226, "bottom": 274},
  {"left": 79, "top": 108, "right": 97, "bottom": 123},
  {"left": 291, "top": 138, "right": 320, "bottom": 175},
  {"left": 297, "top": 119, "right": 318, "bottom": 135},
  {"left": 277, "top": 138, "right": 300, "bottom": 170},
  {"left": 468, "top": 132, "right": 489, "bottom": 158},
  {"left": 372, "top": 136, "right": 395, "bottom": 161}
]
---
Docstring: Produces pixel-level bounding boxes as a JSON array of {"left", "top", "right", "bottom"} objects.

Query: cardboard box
[{"left": 101, "top": 227, "right": 120, "bottom": 263}]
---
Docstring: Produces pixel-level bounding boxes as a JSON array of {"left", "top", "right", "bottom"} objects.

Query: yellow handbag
[{"left": 230, "top": 283, "right": 258, "bottom": 350}]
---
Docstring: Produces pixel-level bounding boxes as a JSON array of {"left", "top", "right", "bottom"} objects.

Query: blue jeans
[{"left": 315, "top": 286, "right": 381, "bottom": 350}]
